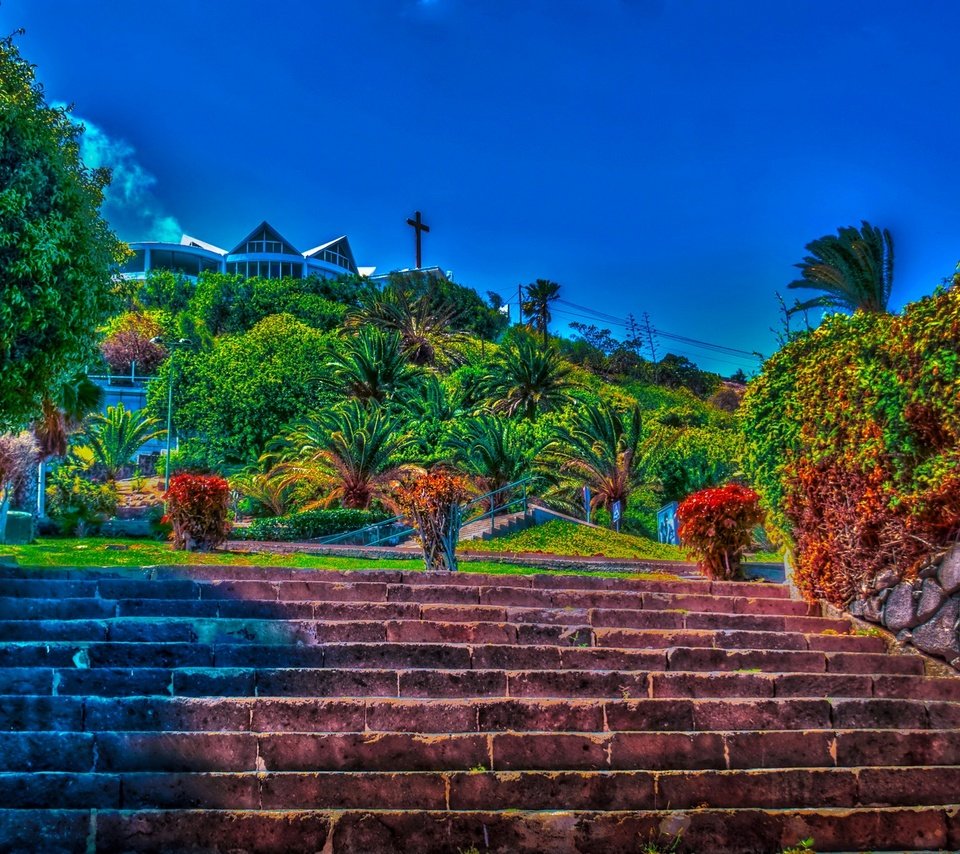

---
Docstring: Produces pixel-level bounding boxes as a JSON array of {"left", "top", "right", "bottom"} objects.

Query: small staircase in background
[{"left": 0, "top": 563, "right": 958, "bottom": 853}]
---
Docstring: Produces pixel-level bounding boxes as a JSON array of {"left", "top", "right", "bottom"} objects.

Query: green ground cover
[{"left": 0, "top": 537, "right": 684, "bottom": 580}]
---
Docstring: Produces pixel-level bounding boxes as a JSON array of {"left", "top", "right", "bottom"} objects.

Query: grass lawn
[{"left": 0, "top": 537, "right": 684, "bottom": 580}]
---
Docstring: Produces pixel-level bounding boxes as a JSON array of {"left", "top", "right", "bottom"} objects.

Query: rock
[
  {"left": 862, "top": 594, "right": 886, "bottom": 623},
  {"left": 911, "top": 598, "right": 960, "bottom": 661},
  {"left": 848, "top": 598, "right": 866, "bottom": 618},
  {"left": 105, "top": 544, "right": 130, "bottom": 552},
  {"left": 937, "top": 545, "right": 960, "bottom": 595},
  {"left": 916, "top": 579, "right": 947, "bottom": 623},
  {"left": 874, "top": 569, "right": 900, "bottom": 591},
  {"left": 883, "top": 582, "right": 921, "bottom": 632},
  {"left": 896, "top": 629, "right": 913, "bottom": 643}
]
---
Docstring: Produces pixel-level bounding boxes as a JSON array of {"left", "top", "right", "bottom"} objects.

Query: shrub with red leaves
[
  {"left": 677, "top": 483, "right": 764, "bottom": 580},
  {"left": 394, "top": 469, "right": 471, "bottom": 571},
  {"left": 164, "top": 473, "right": 231, "bottom": 551}
]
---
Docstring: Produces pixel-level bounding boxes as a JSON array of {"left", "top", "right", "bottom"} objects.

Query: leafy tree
[
  {"left": 522, "top": 279, "right": 561, "bottom": 343},
  {"left": 137, "top": 270, "right": 196, "bottom": 314},
  {"left": 482, "top": 333, "right": 578, "bottom": 420},
  {"left": 323, "top": 327, "right": 422, "bottom": 405},
  {"left": 100, "top": 314, "right": 168, "bottom": 376},
  {"left": 84, "top": 403, "right": 165, "bottom": 480},
  {"left": 150, "top": 314, "right": 333, "bottom": 468},
  {"left": 552, "top": 401, "right": 666, "bottom": 516},
  {"left": 787, "top": 220, "right": 894, "bottom": 314},
  {"left": 0, "top": 37, "right": 127, "bottom": 429},
  {"left": 265, "top": 401, "right": 419, "bottom": 510},
  {"left": 445, "top": 414, "right": 553, "bottom": 505}
]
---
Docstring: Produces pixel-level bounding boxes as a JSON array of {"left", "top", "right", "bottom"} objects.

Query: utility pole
[{"left": 517, "top": 283, "right": 523, "bottom": 326}]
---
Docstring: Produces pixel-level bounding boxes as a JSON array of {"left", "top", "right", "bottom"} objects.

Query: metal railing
[{"left": 311, "top": 475, "right": 538, "bottom": 547}]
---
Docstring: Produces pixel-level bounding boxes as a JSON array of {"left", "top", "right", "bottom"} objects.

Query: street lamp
[{"left": 151, "top": 337, "right": 191, "bottom": 492}]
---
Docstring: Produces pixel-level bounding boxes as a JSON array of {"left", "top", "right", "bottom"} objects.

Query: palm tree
[
  {"left": 264, "top": 401, "right": 420, "bottom": 511},
  {"left": 551, "top": 401, "right": 667, "bottom": 516},
  {"left": 445, "top": 414, "right": 554, "bottom": 506},
  {"left": 84, "top": 403, "right": 166, "bottom": 480},
  {"left": 322, "top": 327, "right": 422, "bottom": 405},
  {"left": 787, "top": 221, "right": 894, "bottom": 314},
  {"left": 32, "top": 371, "right": 104, "bottom": 460},
  {"left": 347, "top": 283, "right": 468, "bottom": 368},
  {"left": 521, "top": 279, "right": 561, "bottom": 343},
  {"left": 482, "top": 334, "right": 578, "bottom": 420}
]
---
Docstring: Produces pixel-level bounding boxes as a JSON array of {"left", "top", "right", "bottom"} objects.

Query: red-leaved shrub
[
  {"left": 394, "top": 468, "right": 471, "bottom": 571},
  {"left": 165, "top": 473, "right": 231, "bottom": 551},
  {"left": 677, "top": 483, "right": 764, "bottom": 580}
]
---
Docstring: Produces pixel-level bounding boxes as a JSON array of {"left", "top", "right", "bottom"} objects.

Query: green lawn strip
[{"left": 2, "top": 538, "right": 680, "bottom": 581}]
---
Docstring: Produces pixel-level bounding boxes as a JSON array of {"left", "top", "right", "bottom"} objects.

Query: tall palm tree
[
  {"left": 322, "top": 327, "right": 422, "bottom": 405},
  {"left": 84, "top": 403, "right": 166, "bottom": 480},
  {"left": 787, "top": 221, "right": 894, "bottom": 314},
  {"left": 481, "top": 334, "right": 578, "bottom": 420},
  {"left": 445, "top": 414, "right": 554, "bottom": 506},
  {"left": 264, "top": 401, "right": 419, "bottom": 511},
  {"left": 551, "top": 401, "right": 667, "bottom": 515},
  {"left": 521, "top": 279, "right": 561, "bottom": 343}
]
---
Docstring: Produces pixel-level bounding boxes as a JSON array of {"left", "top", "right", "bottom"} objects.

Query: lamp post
[{"left": 152, "top": 337, "right": 190, "bottom": 492}]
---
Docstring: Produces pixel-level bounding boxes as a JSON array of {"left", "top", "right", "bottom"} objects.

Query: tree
[
  {"left": 323, "top": 327, "right": 422, "bottom": 405},
  {"left": 521, "top": 279, "right": 561, "bottom": 343},
  {"left": 482, "top": 333, "right": 578, "bottom": 420},
  {"left": 0, "top": 37, "right": 127, "bottom": 430},
  {"left": 84, "top": 403, "right": 165, "bottom": 480},
  {"left": 787, "top": 221, "right": 894, "bottom": 314},
  {"left": 32, "top": 371, "right": 104, "bottom": 460},
  {"left": 265, "top": 401, "right": 419, "bottom": 511}
]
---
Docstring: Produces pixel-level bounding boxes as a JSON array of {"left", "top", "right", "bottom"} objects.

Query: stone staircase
[
  {"left": 457, "top": 508, "right": 530, "bottom": 542},
  {"left": 1, "top": 563, "right": 959, "bottom": 853}
]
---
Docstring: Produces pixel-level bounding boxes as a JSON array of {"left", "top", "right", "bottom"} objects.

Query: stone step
[
  {"left": 3, "top": 765, "right": 960, "bottom": 811},
  {"left": 0, "top": 617, "right": 884, "bottom": 653},
  {"left": 0, "top": 565, "right": 794, "bottom": 599},
  {"left": 7, "top": 728, "right": 960, "bottom": 773},
  {"left": 2, "top": 805, "right": 955, "bottom": 853},
  {"left": 4, "top": 695, "right": 957, "bottom": 734},
  {"left": 0, "top": 640, "right": 920, "bottom": 674},
  {"left": 0, "top": 578, "right": 810, "bottom": 614},
  {"left": 5, "top": 666, "right": 947, "bottom": 700}
]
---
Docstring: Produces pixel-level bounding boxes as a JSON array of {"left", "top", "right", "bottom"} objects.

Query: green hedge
[{"left": 234, "top": 508, "right": 392, "bottom": 542}]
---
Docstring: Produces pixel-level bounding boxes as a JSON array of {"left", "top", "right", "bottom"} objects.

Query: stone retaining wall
[{"left": 849, "top": 543, "right": 960, "bottom": 669}]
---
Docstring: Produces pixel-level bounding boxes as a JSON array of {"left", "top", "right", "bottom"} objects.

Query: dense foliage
[
  {"left": 677, "top": 483, "right": 763, "bottom": 580},
  {"left": 165, "top": 473, "right": 231, "bottom": 550},
  {"left": 0, "top": 38, "right": 126, "bottom": 429},
  {"left": 233, "top": 508, "right": 392, "bottom": 542},
  {"left": 742, "top": 285, "right": 960, "bottom": 604}
]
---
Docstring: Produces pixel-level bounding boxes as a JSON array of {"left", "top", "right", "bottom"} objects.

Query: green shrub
[
  {"left": 234, "top": 508, "right": 392, "bottom": 542},
  {"left": 46, "top": 465, "right": 119, "bottom": 537}
]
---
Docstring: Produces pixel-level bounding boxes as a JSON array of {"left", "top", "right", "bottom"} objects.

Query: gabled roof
[
  {"left": 180, "top": 234, "right": 227, "bottom": 255},
  {"left": 303, "top": 235, "right": 358, "bottom": 272},
  {"left": 229, "top": 220, "right": 301, "bottom": 256}
]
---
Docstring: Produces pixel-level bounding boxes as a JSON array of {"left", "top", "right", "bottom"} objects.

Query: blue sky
[{"left": 6, "top": 0, "right": 960, "bottom": 375}]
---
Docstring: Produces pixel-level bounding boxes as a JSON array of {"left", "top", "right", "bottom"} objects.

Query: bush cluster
[
  {"left": 165, "top": 473, "right": 231, "bottom": 550},
  {"left": 233, "top": 508, "right": 392, "bottom": 542},
  {"left": 741, "top": 285, "right": 960, "bottom": 605},
  {"left": 677, "top": 483, "right": 763, "bottom": 580}
]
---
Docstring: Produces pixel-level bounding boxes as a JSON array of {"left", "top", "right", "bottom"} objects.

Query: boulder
[
  {"left": 937, "top": 545, "right": 960, "bottom": 595},
  {"left": 882, "top": 582, "right": 920, "bottom": 632},
  {"left": 848, "top": 598, "right": 866, "bottom": 619},
  {"left": 862, "top": 593, "right": 886, "bottom": 623},
  {"left": 873, "top": 569, "right": 900, "bottom": 591},
  {"left": 911, "top": 597, "right": 960, "bottom": 661},
  {"left": 916, "top": 579, "right": 947, "bottom": 623}
]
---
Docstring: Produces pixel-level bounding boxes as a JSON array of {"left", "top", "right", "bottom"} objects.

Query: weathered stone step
[
  {"left": 0, "top": 640, "right": 920, "bottom": 674},
  {"left": 4, "top": 695, "right": 957, "bottom": 733},
  {"left": 2, "top": 805, "right": 954, "bottom": 853},
  {"left": 0, "top": 578, "right": 811, "bottom": 615},
  {"left": 3, "top": 765, "right": 960, "bottom": 811},
  {"left": 6, "top": 666, "right": 946, "bottom": 700},
  {"left": 0, "top": 565, "right": 793, "bottom": 599},
  {"left": 0, "top": 617, "right": 883, "bottom": 654},
  {"left": 7, "top": 728, "right": 960, "bottom": 773}
]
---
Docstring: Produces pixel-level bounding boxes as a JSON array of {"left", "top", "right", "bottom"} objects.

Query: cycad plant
[
  {"left": 481, "top": 334, "right": 578, "bottom": 420},
  {"left": 84, "top": 403, "right": 165, "bottom": 480},
  {"left": 551, "top": 401, "right": 667, "bottom": 516},
  {"left": 323, "top": 327, "right": 422, "bottom": 405},
  {"left": 264, "top": 400, "right": 420, "bottom": 511},
  {"left": 787, "top": 220, "right": 894, "bottom": 314}
]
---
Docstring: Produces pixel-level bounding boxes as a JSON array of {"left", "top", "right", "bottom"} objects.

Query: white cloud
[{"left": 55, "top": 104, "right": 182, "bottom": 243}]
